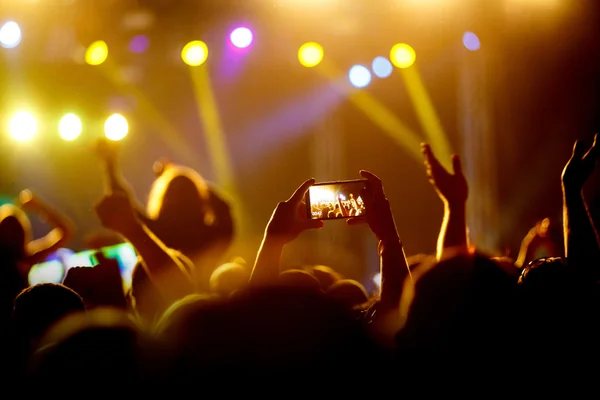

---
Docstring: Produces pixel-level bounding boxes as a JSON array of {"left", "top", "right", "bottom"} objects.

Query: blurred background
[{"left": 1, "top": 0, "right": 599, "bottom": 288}]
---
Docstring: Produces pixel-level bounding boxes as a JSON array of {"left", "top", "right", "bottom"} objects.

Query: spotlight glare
[
  {"left": 348, "top": 65, "right": 372, "bottom": 88},
  {"left": 390, "top": 43, "right": 416, "bottom": 69},
  {"left": 372, "top": 56, "right": 393, "bottom": 78},
  {"left": 9, "top": 111, "right": 37, "bottom": 141},
  {"left": 462, "top": 31, "right": 481, "bottom": 51},
  {"left": 0, "top": 21, "right": 22, "bottom": 48},
  {"left": 230, "top": 27, "right": 253, "bottom": 49},
  {"left": 104, "top": 113, "right": 129, "bottom": 141},
  {"left": 181, "top": 40, "right": 208, "bottom": 66},
  {"left": 298, "top": 42, "right": 324, "bottom": 68},
  {"left": 85, "top": 40, "right": 109, "bottom": 66},
  {"left": 58, "top": 113, "right": 82, "bottom": 141}
]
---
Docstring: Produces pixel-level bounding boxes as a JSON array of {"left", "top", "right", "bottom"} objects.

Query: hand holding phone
[{"left": 305, "top": 179, "right": 368, "bottom": 221}]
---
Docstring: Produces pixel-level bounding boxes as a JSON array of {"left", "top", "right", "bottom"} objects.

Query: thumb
[
  {"left": 305, "top": 219, "right": 324, "bottom": 230},
  {"left": 346, "top": 217, "right": 367, "bottom": 226},
  {"left": 451, "top": 154, "right": 464, "bottom": 176},
  {"left": 572, "top": 140, "right": 585, "bottom": 158},
  {"left": 584, "top": 133, "right": 599, "bottom": 160}
]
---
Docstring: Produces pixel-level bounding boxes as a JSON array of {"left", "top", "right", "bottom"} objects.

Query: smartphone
[
  {"left": 305, "top": 179, "right": 368, "bottom": 220},
  {"left": 28, "top": 243, "right": 138, "bottom": 291}
]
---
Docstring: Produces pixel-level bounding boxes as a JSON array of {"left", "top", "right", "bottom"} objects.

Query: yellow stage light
[
  {"left": 390, "top": 43, "right": 416, "bottom": 69},
  {"left": 85, "top": 40, "right": 109, "bottom": 66},
  {"left": 9, "top": 111, "right": 37, "bottom": 141},
  {"left": 58, "top": 113, "right": 82, "bottom": 141},
  {"left": 104, "top": 113, "right": 128, "bottom": 141},
  {"left": 298, "top": 42, "right": 324, "bottom": 68},
  {"left": 182, "top": 41, "right": 209, "bottom": 67}
]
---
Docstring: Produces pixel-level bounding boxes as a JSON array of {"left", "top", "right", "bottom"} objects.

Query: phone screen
[
  {"left": 28, "top": 243, "right": 138, "bottom": 291},
  {"left": 306, "top": 179, "right": 367, "bottom": 220}
]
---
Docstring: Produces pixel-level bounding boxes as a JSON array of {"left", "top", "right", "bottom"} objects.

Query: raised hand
[
  {"left": 562, "top": 134, "right": 598, "bottom": 193},
  {"left": 153, "top": 158, "right": 173, "bottom": 177},
  {"left": 348, "top": 170, "right": 399, "bottom": 242},
  {"left": 63, "top": 252, "right": 126, "bottom": 309},
  {"left": 421, "top": 143, "right": 468, "bottom": 205},
  {"left": 18, "top": 189, "right": 39, "bottom": 210},
  {"left": 95, "top": 192, "right": 140, "bottom": 235},
  {"left": 94, "top": 137, "right": 119, "bottom": 163},
  {"left": 265, "top": 178, "right": 324, "bottom": 243}
]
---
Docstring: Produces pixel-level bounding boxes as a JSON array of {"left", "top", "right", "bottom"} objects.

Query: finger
[
  {"left": 304, "top": 219, "right": 324, "bottom": 230},
  {"left": 359, "top": 170, "right": 384, "bottom": 196},
  {"left": 572, "top": 140, "right": 585, "bottom": 157},
  {"left": 451, "top": 154, "right": 464, "bottom": 176},
  {"left": 288, "top": 178, "right": 316, "bottom": 203},
  {"left": 421, "top": 143, "right": 443, "bottom": 171},
  {"left": 346, "top": 217, "right": 367, "bottom": 226},
  {"left": 583, "top": 133, "right": 599, "bottom": 161}
]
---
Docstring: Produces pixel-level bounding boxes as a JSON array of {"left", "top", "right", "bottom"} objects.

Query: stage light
[
  {"left": 0, "top": 21, "right": 22, "bottom": 48},
  {"left": 230, "top": 27, "right": 253, "bottom": 49},
  {"left": 390, "top": 43, "right": 416, "bottom": 69},
  {"left": 298, "top": 42, "right": 324, "bottom": 68},
  {"left": 104, "top": 113, "right": 128, "bottom": 141},
  {"left": 85, "top": 40, "right": 108, "bottom": 66},
  {"left": 462, "top": 32, "right": 480, "bottom": 51},
  {"left": 9, "top": 111, "right": 37, "bottom": 142},
  {"left": 372, "top": 56, "right": 393, "bottom": 78},
  {"left": 348, "top": 65, "right": 372, "bottom": 88},
  {"left": 181, "top": 40, "right": 208, "bottom": 66},
  {"left": 129, "top": 35, "right": 149, "bottom": 53},
  {"left": 58, "top": 113, "right": 82, "bottom": 141}
]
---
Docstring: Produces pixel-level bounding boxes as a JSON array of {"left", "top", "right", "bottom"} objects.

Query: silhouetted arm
[
  {"left": 250, "top": 179, "right": 323, "bottom": 286},
  {"left": 348, "top": 171, "right": 409, "bottom": 311},
  {"left": 563, "top": 191, "right": 600, "bottom": 274},
  {"left": 95, "top": 138, "right": 148, "bottom": 217},
  {"left": 20, "top": 190, "right": 75, "bottom": 265},
  {"left": 95, "top": 192, "right": 194, "bottom": 304},
  {"left": 561, "top": 135, "right": 600, "bottom": 278},
  {"left": 421, "top": 144, "right": 469, "bottom": 260}
]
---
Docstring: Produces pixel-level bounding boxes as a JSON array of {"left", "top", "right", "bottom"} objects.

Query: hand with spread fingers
[
  {"left": 562, "top": 133, "right": 598, "bottom": 194},
  {"left": 421, "top": 143, "right": 468, "bottom": 206}
]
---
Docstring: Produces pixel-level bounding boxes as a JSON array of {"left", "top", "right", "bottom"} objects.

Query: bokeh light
[
  {"left": 348, "top": 65, "right": 372, "bottom": 88},
  {"left": 462, "top": 31, "right": 481, "bottom": 51},
  {"left": 390, "top": 43, "right": 416, "bottom": 69},
  {"left": 85, "top": 40, "right": 109, "bottom": 66},
  {"left": 104, "top": 113, "right": 129, "bottom": 141},
  {"left": 298, "top": 42, "right": 324, "bottom": 68},
  {"left": 181, "top": 40, "right": 208, "bottom": 66},
  {"left": 0, "top": 21, "right": 22, "bottom": 48},
  {"left": 129, "top": 35, "right": 150, "bottom": 53},
  {"left": 9, "top": 111, "right": 37, "bottom": 141},
  {"left": 230, "top": 27, "right": 253, "bottom": 49},
  {"left": 58, "top": 113, "right": 82, "bottom": 141},
  {"left": 372, "top": 56, "right": 393, "bottom": 78}
]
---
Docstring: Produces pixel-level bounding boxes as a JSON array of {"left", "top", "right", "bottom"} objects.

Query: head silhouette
[
  {"left": 326, "top": 279, "right": 369, "bottom": 309},
  {"left": 144, "top": 164, "right": 234, "bottom": 265},
  {"left": 12, "top": 283, "right": 86, "bottom": 346},
  {"left": 209, "top": 261, "right": 250, "bottom": 297}
]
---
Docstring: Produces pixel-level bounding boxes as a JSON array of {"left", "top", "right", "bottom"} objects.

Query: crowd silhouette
[{"left": 0, "top": 132, "right": 599, "bottom": 393}]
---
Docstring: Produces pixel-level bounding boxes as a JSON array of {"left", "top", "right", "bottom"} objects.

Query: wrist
[
  {"left": 378, "top": 238, "right": 403, "bottom": 255},
  {"left": 262, "top": 234, "right": 288, "bottom": 248},
  {"left": 444, "top": 201, "right": 467, "bottom": 214}
]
